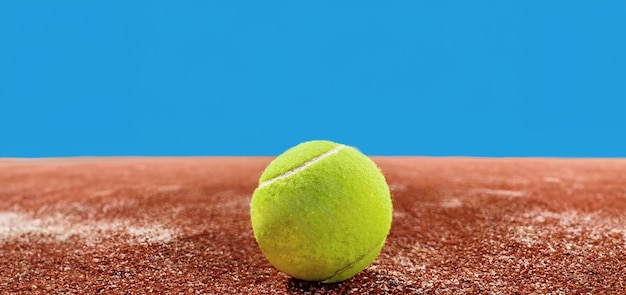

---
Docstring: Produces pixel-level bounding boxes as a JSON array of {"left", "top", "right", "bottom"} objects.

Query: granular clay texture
[{"left": 1, "top": 157, "right": 625, "bottom": 294}]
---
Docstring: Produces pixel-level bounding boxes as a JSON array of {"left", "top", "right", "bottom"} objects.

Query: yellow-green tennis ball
[{"left": 250, "top": 140, "right": 393, "bottom": 283}]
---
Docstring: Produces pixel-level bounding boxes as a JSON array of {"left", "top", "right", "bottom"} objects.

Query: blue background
[{"left": 1, "top": 1, "right": 625, "bottom": 157}]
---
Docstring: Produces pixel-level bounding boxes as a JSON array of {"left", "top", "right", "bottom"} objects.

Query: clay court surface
[{"left": 1, "top": 157, "right": 625, "bottom": 294}]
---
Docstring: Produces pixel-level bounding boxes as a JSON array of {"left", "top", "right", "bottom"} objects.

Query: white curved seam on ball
[
  {"left": 258, "top": 145, "right": 346, "bottom": 189},
  {"left": 321, "top": 241, "right": 383, "bottom": 283}
]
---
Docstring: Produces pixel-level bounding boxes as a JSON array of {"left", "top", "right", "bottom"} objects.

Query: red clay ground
[{"left": 1, "top": 157, "right": 625, "bottom": 294}]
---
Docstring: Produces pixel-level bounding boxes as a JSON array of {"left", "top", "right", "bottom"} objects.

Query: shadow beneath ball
[{"left": 286, "top": 278, "right": 347, "bottom": 294}]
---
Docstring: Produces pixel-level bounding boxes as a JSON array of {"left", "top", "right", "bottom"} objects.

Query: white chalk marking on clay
[
  {"left": 0, "top": 211, "right": 176, "bottom": 244},
  {"left": 472, "top": 188, "right": 526, "bottom": 198},
  {"left": 441, "top": 198, "right": 463, "bottom": 208},
  {"left": 543, "top": 177, "right": 562, "bottom": 183}
]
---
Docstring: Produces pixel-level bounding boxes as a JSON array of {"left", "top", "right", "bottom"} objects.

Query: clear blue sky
[{"left": 1, "top": 1, "right": 625, "bottom": 157}]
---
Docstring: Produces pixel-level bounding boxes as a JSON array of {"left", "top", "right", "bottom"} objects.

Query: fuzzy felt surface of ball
[{"left": 250, "top": 140, "right": 393, "bottom": 283}]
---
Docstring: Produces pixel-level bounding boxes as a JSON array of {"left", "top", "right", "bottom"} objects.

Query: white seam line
[
  {"left": 321, "top": 240, "right": 383, "bottom": 283},
  {"left": 258, "top": 145, "right": 346, "bottom": 189}
]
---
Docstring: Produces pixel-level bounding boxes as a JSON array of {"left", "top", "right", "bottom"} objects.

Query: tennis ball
[{"left": 250, "top": 140, "right": 393, "bottom": 283}]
